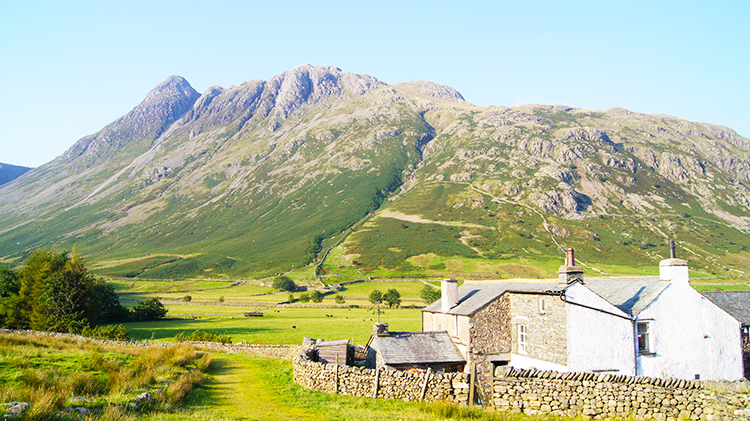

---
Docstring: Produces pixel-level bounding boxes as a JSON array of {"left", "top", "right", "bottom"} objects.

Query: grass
[
  {"left": 0, "top": 332, "right": 213, "bottom": 420},
  {"left": 124, "top": 306, "right": 422, "bottom": 346},
  {"left": 188, "top": 352, "right": 575, "bottom": 421}
]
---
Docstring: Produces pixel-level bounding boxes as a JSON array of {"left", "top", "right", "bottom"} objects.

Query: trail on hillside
[{"left": 204, "top": 354, "right": 321, "bottom": 421}]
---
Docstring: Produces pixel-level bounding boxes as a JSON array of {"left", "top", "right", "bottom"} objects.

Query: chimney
[
  {"left": 441, "top": 279, "right": 459, "bottom": 313},
  {"left": 558, "top": 248, "right": 584, "bottom": 285},
  {"left": 660, "top": 240, "right": 689, "bottom": 286},
  {"left": 373, "top": 323, "right": 389, "bottom": 337}
]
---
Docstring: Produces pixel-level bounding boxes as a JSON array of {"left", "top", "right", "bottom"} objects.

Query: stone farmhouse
[{"left": 422, "top": 247, "right": 746, "bottom": 387}]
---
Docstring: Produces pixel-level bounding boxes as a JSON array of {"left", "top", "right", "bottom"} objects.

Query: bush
[
  {"left": 174, "top": 330, "right": 232, "bottom": 344},
  {"left": 299, "top": 293, "right": 310, "bottom": 303},
  {"left": 182, "top": 295, "right": 192, "bottom": 302},
  {"left": 383, "top": 289, "right": 401, "bottom": 308},
  {"left": 272, "top": 276, "right": 296, "bottom": 292},
  {"left": 369, "top": 289, "right": 383, "bottom": 304},
  {"left": 420, "top": 284, "right": 441, "bottom": 303},
  {"left": 82, "top": 324, "right": 130, "bottom": 341},
  {"left": 310, "top": 291, "right": 324, "bottom": 303},
  {"left": 334, "top": 295, "right": 345, "bottom": 304},
  {"left": 130, "top": 298, "right": 168, "bottom": 321}
]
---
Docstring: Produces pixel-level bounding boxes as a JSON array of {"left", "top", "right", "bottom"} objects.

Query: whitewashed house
[{"left": 422, "top": 247, "right": 745, "bottom": 383}]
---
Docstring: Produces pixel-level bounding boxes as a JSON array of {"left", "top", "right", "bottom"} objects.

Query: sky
[{"left": 1, "top": 0, "right": 748, "bottom": 168}]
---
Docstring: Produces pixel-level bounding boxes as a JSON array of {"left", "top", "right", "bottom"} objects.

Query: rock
[
  {"left": 131, "top": 392, "right": 154, "bottom": 405},
  {"left": 5, "top": 402, "right": 30, "bottom": 417}
]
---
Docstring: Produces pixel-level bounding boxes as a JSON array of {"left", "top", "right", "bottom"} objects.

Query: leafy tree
[
  {"left": 334, "top": 295, "right": 345, "bottom": 304},
  {"left": 272, "top": 275, "right": 296, "bottom": 292},
  {"left": 288, "top": 294, "right": 295, "bottom": 303},
  {"left": 218, "top": 296, "right": 225, "bottom": 303},
  {"left": 299, "top": 293, "right": 311, "bottom": 303},
  {"left": 89, "top": 279, "right": 130, "bottom": 325},
  {"left": 0, "top": 268, "right": 19, "bottom": 298},
  {"left": 368, "top": 289, "right": 383, "bottom": 304},
  {"left": 382, "top": 288, "right": 401, "bottom": 308},
  {"left": 310, "top": 290, "right": 324, "bottom": 303},
  {"left": 131, "top": 298, "right": 168, "bottom": 321},
  {"left": 420, "top": 284, "right": 441, "bottom": 303}
]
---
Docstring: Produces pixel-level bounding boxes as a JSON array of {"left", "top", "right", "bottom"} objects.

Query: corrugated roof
[
  {"left": 702, "top": 291, "right": 750, "bottom": 326},
  {"left": 373, "top": 331, "right": 465, "bottom": 365},
  {"left": 583, "top": 277, "right": 669, "bottom": 316},
  {"left": 423, "top": 280, "right": 564, "bottom": 316}
]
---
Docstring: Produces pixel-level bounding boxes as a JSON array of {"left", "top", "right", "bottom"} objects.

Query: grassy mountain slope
[{"left": 0, "top": 65, "right": 748, "bottom": 280}]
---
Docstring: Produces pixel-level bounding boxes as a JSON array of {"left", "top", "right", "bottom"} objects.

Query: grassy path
[{"left": 201, "top": 353, "right": 321, "bottom": 421}]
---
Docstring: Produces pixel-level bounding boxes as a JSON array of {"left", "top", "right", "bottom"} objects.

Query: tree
[
  {"left": 334, "top": 295, "right": 345, "bottom": 304},
  {"left": 368, "top": 289, "right": 383, "bottom": 305},
  {"left": 382, "top": 289, "right": 401, "bottom": 308},
  {"left": 299, "top": 293, "right": 311, "bottom": 303},
  {"left": 182, "top": 295, "right": 192, "bottom": 302},
  {"left": 272, "top": 275, "right": 296, "bottom": 292},
  {"left": 420, "top": 284, "right": 441, "bottom": 303},
  {"left": 310, "top": 290, "right": 324, "bottom": 303},
  {"left": 131, "top": 298, "right": 168, "bottom": 321}
]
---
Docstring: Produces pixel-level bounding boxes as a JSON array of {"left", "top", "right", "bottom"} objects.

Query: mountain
[
  {"left": 0, "top": 163, "right": 32, "bottom": 186},
  {"left": 1, "top": 64, "right": 749, "bottom": 280}
]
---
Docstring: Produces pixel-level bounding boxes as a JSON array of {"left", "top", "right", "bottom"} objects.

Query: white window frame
[
  {"left": 518, "top": 324, "right": 528, "bottom": 354},
  {"left": 538, "top": 297, "right": 546, "bottom": 313},
  {"left": 637, "top": 320, "right": 654, "bottom": 355}
]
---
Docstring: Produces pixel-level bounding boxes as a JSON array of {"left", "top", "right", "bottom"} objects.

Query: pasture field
[{"left": 125, "top": 305, "right": 422, "bottom": 346}]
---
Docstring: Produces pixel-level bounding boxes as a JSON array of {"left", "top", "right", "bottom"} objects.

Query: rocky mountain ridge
[{"left": 0, "top": 64, "right": 748, "bottom": 279}]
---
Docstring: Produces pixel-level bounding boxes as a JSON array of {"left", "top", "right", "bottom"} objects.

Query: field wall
[
  {"left": 492, "top": 366, "right": 750, "bottom": 420},
  {"left": 293, "top": 351, "right": 472, "bottom": 403}
]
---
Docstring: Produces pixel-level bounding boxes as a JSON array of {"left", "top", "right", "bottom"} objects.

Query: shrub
[
  {"left": 368, "top": 289, "right": 383, "bottom": 304},
  {"left": 310, "top": 291, "right": 324, "bottom": 303},
  {"left": 174, "top": 330, "right": 232, "bottom": 344},
  {"left": 420, "top": 284, "right": 441, "bottom": 303},
  {"left": 130, "top": 298, "right": 168, "bottom": 321},
  {"left": 334, "top": 295, "right": 345, "bottom": 304},
  {"left": 272, "top": 275, "right": 296, "bottom": 292},
  {"left": 299, "top": 293, "right": 310, "bottom": 303},
  {"left": 383, "top": 289, "right": 401, "bottom": 308},
  {"left": 82, "top": 324, "right": 130, "bottom": 341},
  {"left": 182, "top": 295, "right": 192, "bottom": 302}
]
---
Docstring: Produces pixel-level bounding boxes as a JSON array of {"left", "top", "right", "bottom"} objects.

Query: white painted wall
[
  {"left": 509, "top": 353, "right": 568, "bottom": 372},
  {"left": 637, "top": 283, "right": 744, "bottom": 381},
  {"left": 565, "top": 282, "right": 636, "bottom": 374}
]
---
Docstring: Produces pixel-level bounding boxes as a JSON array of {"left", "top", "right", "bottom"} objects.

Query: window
[
  {"left": 637, "top": 321, "right": 653, "bottom": 354},
  {"left": 518, "top": 324, "right": 528, "bottom": 354},
  {"left": 538, "top": 297, "right": 546, "bottom": 313}
]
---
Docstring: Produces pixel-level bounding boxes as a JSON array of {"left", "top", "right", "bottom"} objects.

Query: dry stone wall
[
  {"left": 492, "top": 366, "right": 750, "bottom": 420},
  {"left": 293, "top": 351, "right": 472, "bottom": 403}
]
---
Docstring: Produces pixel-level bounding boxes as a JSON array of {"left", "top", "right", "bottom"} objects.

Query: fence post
[
  {"left": 469, "top": 362, "right": 476, "bottom": 406},
  {"left": 335, "top": 354, "right": 339, "bottom": 394},
  {"left": 373, "top": 368, "right": 380, "bottom": 399},
  {"left": 420, "top": 367, "right": 432, "bottom": 401}
]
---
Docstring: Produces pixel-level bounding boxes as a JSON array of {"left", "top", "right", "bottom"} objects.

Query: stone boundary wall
[
  {"left": 293, "top": 351, "right": 472, "bottom": 403},
  {"left": 492, "top": 366, "right": 750, "bottom": 420}
]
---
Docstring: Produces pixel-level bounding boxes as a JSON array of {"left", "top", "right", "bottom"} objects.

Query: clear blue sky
[{"left": 1, "top": 0, "right": 748, "bottom": 168}]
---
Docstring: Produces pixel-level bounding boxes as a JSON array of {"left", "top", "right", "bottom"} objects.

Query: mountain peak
[{"left": 395, "top": 80, "right": 465, "bottom": 102}]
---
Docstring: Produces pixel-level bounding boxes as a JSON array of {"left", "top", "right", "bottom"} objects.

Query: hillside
[
  {"left": 0, "top": 163, "right": 32, "bottom": 186},
  {"left": 0, "top": 64, "right": 749, "bottom": 280}
]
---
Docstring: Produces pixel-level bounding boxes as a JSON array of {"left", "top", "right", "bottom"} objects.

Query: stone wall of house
[
  {"left": 510, "top": 293, "right": 567, "bottom": 366},
  {"left": 293, "top": 351, "right": 473, "bottom": 404},
  {"left": 491, "top": 366, "right": 750, "bottom": 420}
]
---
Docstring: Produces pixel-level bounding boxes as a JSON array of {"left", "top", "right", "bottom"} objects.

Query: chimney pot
[{"left": 559, "top": 248, "right": 584, "bottom": 285}]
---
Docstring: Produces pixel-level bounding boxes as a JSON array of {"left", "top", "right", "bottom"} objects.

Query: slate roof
[
  {"left": 372, "top": 331, "right": 465, "bottom": 365},
  {"left": 583, "top": 277, "right": 669, "bottom": 317},
  {"left": 422, "top": 280, "right": 564, "bottom": 316},
  {"left": 423, "top": 277, "right": 671, "bottom": 318},
  {"left": 701, "top": 291, "right": 750, "bottom": 326}
]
